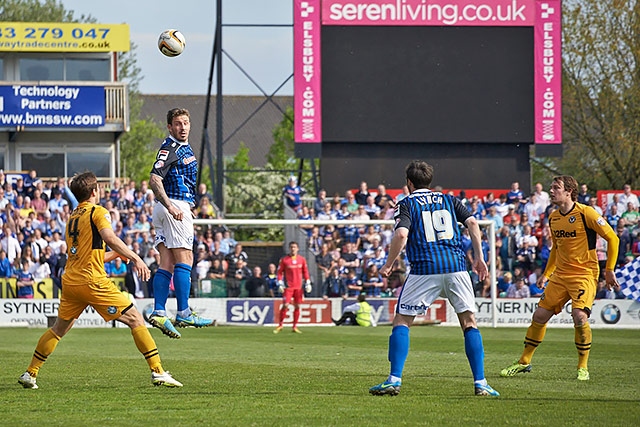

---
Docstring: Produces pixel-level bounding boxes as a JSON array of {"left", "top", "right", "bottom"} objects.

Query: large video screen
[{"left": 321, "top": 25, "right": 533, "bottom": 143}]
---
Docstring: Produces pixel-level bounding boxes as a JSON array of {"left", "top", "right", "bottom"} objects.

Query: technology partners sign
[{"left": 0, "top": 84, "right": 105, "bottom": 128}]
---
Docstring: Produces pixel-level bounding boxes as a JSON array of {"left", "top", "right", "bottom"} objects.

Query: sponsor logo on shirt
[
  {"left": 183, "top": 155, "right": 196, "bottom": 165},
  {"left": 157, "top": 149, "right": 170, "bottom": 161}
]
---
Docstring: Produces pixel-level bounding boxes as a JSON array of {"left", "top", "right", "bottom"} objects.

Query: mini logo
[
  {"left": 601, "top": 304, "right": 621, "bottom": 324},
  {"left": 300, "top": 2, "right": 314, "bottom": 18},
  {"left": 569, "top": 216, "right": 576, "bottom": 223},
  {"left": 107, "top": 306, "right": 117, "bottom": 315},
  {"left": 541, "top": 3, "right": 555, "bottom": 19}
]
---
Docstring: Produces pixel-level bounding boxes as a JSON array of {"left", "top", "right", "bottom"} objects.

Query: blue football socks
[
  {"left": 152, "top": 269, "right": 172, "bottom": 313},
  {"left": 464, "top": 327, "right": 485, "bottom": 382},
  {"left": 173, "top": 263, "right": 192, "bottom": 312},
  {"left": 388, "top": 325, "right": 410, "bottom": 381}
]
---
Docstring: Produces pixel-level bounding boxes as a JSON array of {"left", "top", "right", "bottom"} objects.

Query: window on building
[
  {"left": 21, "top": 153, "right": 64, "bottom": 178},
  {"left": 67, "top": 152, "right": 110, "bottom": 177},
  {"left": 19, "top": 58, "right": 64, "bottom": 80},
  {"left": 66, "top": 58, "right": 110, "bottom": 81}
]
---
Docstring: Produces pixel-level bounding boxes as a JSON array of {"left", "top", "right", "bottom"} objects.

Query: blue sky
[{"left": 60, "top": 0, "right": 294, "bottom": 95}]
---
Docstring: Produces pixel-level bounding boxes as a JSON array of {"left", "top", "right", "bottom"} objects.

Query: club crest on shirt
[
  {"left": 569, "top": 216, "right": 576, "bottom": 223},
  {"left": 154, "top": 160, "right": 164, "bottom": 169}
]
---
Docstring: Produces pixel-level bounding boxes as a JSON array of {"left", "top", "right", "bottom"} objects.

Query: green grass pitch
[{"left": 1, "top": 325, "right": 638, "bottom": 426}]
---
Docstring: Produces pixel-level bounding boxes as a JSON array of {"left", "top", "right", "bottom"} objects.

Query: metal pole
[{"left": 215, "top": 0, "right": 224, "bottom": 211}]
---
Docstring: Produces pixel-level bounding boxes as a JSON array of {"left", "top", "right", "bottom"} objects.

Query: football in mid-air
[{"left": 158, "top": 29, "right": 186, "bottom": 57}]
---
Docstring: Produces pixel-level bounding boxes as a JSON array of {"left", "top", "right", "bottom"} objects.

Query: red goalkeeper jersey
[{"left": 277, "top": 255, "right": 309, "bottom": 289}]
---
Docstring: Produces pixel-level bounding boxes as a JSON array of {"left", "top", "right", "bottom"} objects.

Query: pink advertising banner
[
  {"left": 322, "top": 0, "right": 535, "bottom": 26},
  {"left": 534, "top": 0, "right": 562, "bottom": 144},
  {"left": 294, "top": 0, "right": 322, "bottom": 144},
  {"left": 294, "top": 0, "right": 562, "bottom": 144}
]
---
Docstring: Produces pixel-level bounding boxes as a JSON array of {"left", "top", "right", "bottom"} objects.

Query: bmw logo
[
  {"left": 107, "top": 306, "right": 117, "bottom": 315},
  {"left": 600, "top": 304, "right": 621, "bottom": 324},
  {"left": 70, "top": 246, "right": 77, "bottom": 255}
]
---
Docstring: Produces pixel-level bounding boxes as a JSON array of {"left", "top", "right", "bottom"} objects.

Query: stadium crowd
[{"left": 3, "top": 169, "right": 639, "bottom": 302}]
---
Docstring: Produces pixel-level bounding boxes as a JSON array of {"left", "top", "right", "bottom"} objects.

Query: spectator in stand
[
  {"left": 396, "top": 185, "right": 410, "bottom": 203},
  {"left": 30, "top": 253, "right": 51, "bottom": 281},
  {"left": 354, "top": 181, "right": 371, "bottom": 206},
  {"left": 207, "top": 258, "right": 226, "bottom": 280},
  {"left": 316, "top": 241, "right": 335, "bottom": 283},
  {"left": 48, "top": 190, "right": 68, "bottom": 219},
  {"left": 606, "top": 193, "right": 620, "bottom": 216},
  {"left": 606, "top": 204, "right": 621, "bottom": 230},
  {"left": 196, "top": 195, "right": 216, "bottom": 219},
  {"left": 595, "top": 277, "right": 625, "bottom": 300},
  {"left": 507, "top": 278, "right": 530, "bottom": 298},
  {"left": 341, "top": 190, "right": 358, "bottom": 213},
  {"left": 373, "top": 184, "right": 391, "bottom": 208},
  {"left": 362, "top": 263, "right": 384, "bottom": 297},
  {"left": 363, "top": 195, "right": 381, "bottom": 219},
  {"left": 226, "top": 258, "right": 251, "bottom": 298},
  {"left": 194, "top": 182, "right": 214, "bottom": 208},
  {"left": 221, "top": 230, "right": 237, "bottom": 252},
  {"left": 108, "top": 256, "right": 128, "bottom": 279},
  {"left": 522, "top": 195, "right": 542, "bottom": 226},
  {"left": 467, "top": 197, "right": 485, "bottom": 220},
  {"left": 4, "top": 182, "right": 16, "bottom": 205},
  {"left": 209, "top": 240, "right": 225, "bottom": 266},
  {"left": 497, "top": 271, "right": 513, "bottom": 297},
  {"left": 0, "top": 170, "right": 5, "bottom": 188},
  {"left": 307, "top": 226, "right": 323, "bottom": 255},
  {"left": 16, "top": 259, "right": 35, "bottom": 299},
  {"left": 48, "top": 231, "right": 65, "bottom": 255},
  {"left": 264, "top": 263, "right": 280, "bottom": 298},
  {"left": 618, "top": 184, "right": 639, "bottom": 213},
  {"left": 108, "top": 178, "right": 122, "bottom": 203},
  {"left": 485, "top": 205, "right": 504, "bottom": 230},
  {"left": 282, "top": 175, "right": 304, "bottom": 213},
  {"left": 596, "top": 235, "right": 609, "bottom": 278},
  {"left": 297, "top": 205, "right": 314, "bottom": 238},
  {"left": 31, "top": 189, "right": 48, "bottom": 221},
  {"left": 322, "top": 266, "right": 347, "bottom": 299},
  {"left": 507, "top": 181, "right": 524, "bottom": 205},
  {"left": 225, "top": 242, "right": 248, "bottom": 267},
  {"left": 116, "top": 188, "right": 131, "bottom": 218},
  {"left": 576, "top": 183, "right": 591, "bottom": 205},
  {"left": 0, "top": 249, "right": 13, "bottom": 277},
  {"left": 615, "top": 220, "right": 632, "bottom": 267},
  {"left": 503, "top": 205, "right": 520, "bottom": 226},
  {"left": 245, "top": 266, "right": 267, "bottom": 297},
  {"left": 13, "top": 177, "right": 28, "bottom": 198},
  {"left": 1, "top": 223, "right": 21, "bottom": 264},
  {"left": 345, "top": 268, "right": 363, "bottom": 297},
  {"left": 124, "top": 179, "right": 137, "bottom": 203},
  {"left": 0, "top": 187, "right": 9, "bottom": 212},
  {"left": 621, "top": 202, "right": 640, "bottom": 232},
  {"left": 314, "top": 188, "right": 329, "bottom": 214},
  {"left": 495, "top": 193, "right": 510, "bottom": 219},
  {"left": 588, "top": 197, "right": 603, "bottom": 215},
  {"left": 532, "top": 183, "right": 550, "bottom": 212},
  {"left": 194, "top": 244, "right": 211, "bottom": 280},
  {"left": 380, "top": 199, "right": 396, "bottom": 220}
]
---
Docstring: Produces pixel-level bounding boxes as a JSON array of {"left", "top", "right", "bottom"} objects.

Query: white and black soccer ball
[{"left": 158, "top": 29, "right": 186, "bottom": 57}]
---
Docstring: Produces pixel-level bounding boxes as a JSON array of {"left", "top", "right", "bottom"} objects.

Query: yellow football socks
[
  {"left": 520, "top": 321, "right": 547, "bottom": 365},
  {"left": 27, "top": 328, "right": 61, "bottom": 377},
  {"left": 575, "top": 323, "right": 592, "bottom": 369},
  {"left": 131, "top": 325, "right": 163, "bottom": 373}
]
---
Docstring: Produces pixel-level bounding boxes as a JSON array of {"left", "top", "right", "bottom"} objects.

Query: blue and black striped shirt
[
  {"left": 150, "top": 136, "right": 197, "bottom": 206},
  {"left": 395, "top": 189, "right": 471, "bottom": 275}
]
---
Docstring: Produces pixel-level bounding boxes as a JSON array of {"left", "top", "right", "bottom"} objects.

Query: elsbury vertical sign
[{"left": 0, "top": 84, "right": 106, "bottom": 128}]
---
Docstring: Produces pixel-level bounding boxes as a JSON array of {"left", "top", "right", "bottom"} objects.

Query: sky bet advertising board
[{"left": 0, "top": 84, "right": 106, "bottom": 129}]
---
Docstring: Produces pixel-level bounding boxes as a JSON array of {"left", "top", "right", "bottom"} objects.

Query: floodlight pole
[{"left": 215, "top": 0, "right": 224, "bottom": 211}]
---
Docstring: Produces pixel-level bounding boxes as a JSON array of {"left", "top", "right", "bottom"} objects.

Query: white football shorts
[
  {"left": 397, "top": 271, "right": 476, "bottom": 316},
  {"left": 152, "top": 199, "right": 194, "bottom": 250}
]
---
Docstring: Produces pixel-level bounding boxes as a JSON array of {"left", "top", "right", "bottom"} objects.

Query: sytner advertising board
[{"left": 0, "top": 84, "right": 106, "bottom": 129}]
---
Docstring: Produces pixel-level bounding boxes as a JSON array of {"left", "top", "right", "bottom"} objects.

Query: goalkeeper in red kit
[{"left": 274, "top": 241, "right": 311, "bottom": 334}]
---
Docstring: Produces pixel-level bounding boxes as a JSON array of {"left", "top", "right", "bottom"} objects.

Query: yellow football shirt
[
  {"left": 62, "top": 201, "right": 112, "bottom": 286},
  {"left": 545, "top": 203, "right": 617, "bottom": 279}
]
